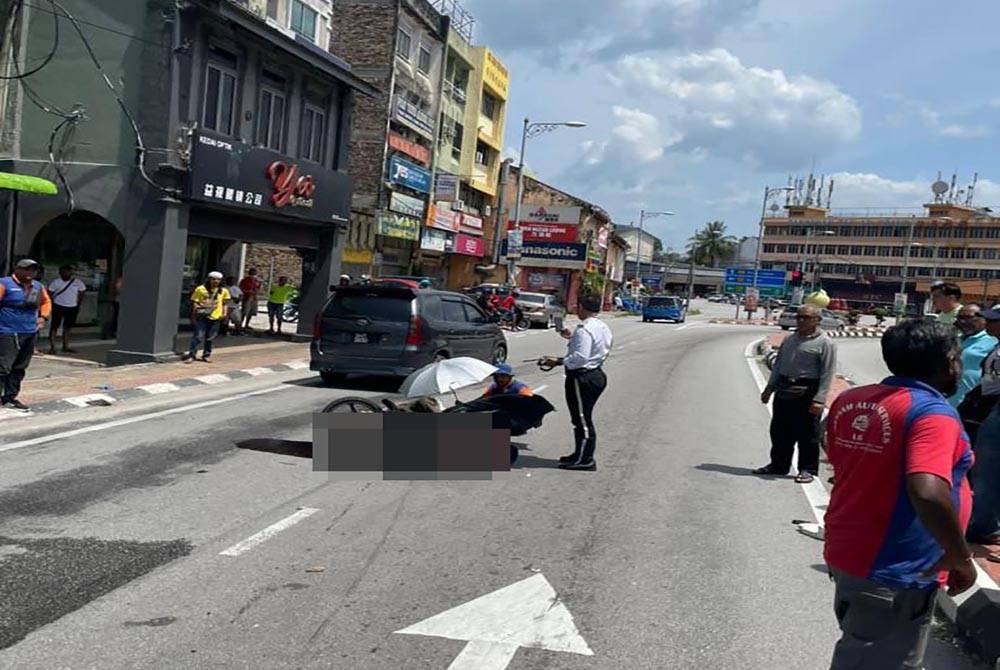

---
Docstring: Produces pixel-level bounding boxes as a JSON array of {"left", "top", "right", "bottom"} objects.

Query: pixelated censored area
[{"left": 313, "top": 412, "right": 511, "bottom": 480}]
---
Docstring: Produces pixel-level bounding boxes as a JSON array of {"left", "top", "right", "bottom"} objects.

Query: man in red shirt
[
  {"left": 824, "top": 319, "right": 977, "bottom": 669},
  {"left": 238, "top": 268, "right": 262, "bottom": 331}
]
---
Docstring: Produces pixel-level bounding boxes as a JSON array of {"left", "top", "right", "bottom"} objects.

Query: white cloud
[
  {"left": 827, "top": 172, "right": 1000, "bottom": 209},
  {"left": 605, "top": 48, "right": 861, "bottom": 170},
  {"left": 885, "top": 96, "right": 991, "bottom": 139}
]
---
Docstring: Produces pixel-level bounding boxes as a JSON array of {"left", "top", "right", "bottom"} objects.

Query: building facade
[
  {"left": 0, "top": 0, "right": 374, "bottom": 364},
  {"left": 760, "top": 202, "right": 1000, "bottom": 304}
]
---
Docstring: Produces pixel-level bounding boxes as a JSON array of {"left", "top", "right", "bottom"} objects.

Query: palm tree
[{"left": 687, "top": 220, "right": 737, "bottom": 267}]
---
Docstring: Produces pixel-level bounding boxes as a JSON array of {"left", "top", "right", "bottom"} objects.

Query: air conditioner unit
[
  {"left": 484, "top": 205, "right": 492, "bottom": 216},
  {"left": 451, "top": 200, "right": 465, "bottom": 212}
]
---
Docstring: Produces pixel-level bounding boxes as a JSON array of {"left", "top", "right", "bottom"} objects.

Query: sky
[{"left": 462, "top": 0, "right": 1000, "bottom": 253}]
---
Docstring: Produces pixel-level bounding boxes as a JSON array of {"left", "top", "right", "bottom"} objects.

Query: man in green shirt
[
  {"left": 932, "top": 282, "right": 963, "bottom": 327},
  {"left": 267, "top": 275, "right": 297, "bottom": 335}
]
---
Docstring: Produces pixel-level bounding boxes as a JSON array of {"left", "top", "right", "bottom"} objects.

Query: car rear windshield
[
  {"left": 648, "top": 298, "right": 679, "bottom": 307},
  {"left": 322, "top": 294, "right": 412, "bottom": 322},
  {"left": 519, "top": 294, "right": 546, "bottom": 305}
]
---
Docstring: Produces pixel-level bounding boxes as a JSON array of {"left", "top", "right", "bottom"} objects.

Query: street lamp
[
  {"left": 752, "top": 186, "right": 795, "bottom": 292},
  {"left": 634, "top": 209, "right": 674, "bottom": 288},
  {"left": 803, "top": 228, "right": 835, "bottom": 292},
  {"left": 508, "top": 118, "right": 587, "bottom": 284}
]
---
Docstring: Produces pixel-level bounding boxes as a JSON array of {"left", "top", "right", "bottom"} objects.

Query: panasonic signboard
[{"left": 499, "top": 241, "right": 587, "bottom": 269}]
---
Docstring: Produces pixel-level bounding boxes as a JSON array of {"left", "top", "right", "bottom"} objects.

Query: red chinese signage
[
  {"left": 506, "top": 221, "right": 577, "bottom": 243},
  {"left": 388, "top": 132, "right": 431, "bottom": 166},
  {"left": 266, "top": 161, "right": 315, "bottom": 209},
  {"left": 454, "top": 233, "right": 485, "bottom": 256}
]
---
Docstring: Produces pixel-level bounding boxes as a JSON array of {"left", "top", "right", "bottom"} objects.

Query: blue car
[{"left": 642, "top": 296, "right": 686, "bottom": 323}]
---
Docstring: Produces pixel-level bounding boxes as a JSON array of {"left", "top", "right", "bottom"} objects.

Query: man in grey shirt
[{"left": 755, "top": 304, "right": 837, "bottom": 483}]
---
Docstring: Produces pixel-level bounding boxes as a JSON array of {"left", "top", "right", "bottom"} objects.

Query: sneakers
[
  {"left": 558, "top": 460, "right": 596, "bottom": 471},
  {"left": 2, "top": 398, "right": 29, "bottom": 411}
]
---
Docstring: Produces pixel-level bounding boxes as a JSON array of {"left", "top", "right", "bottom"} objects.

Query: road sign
[
  {"left": 724, "top": 268, "right": 786, "bottom": 288},
  {"left": 396, "top": 573, "right": 593, "bottom": 669},
  {"left": 725, "top": 284, "right": 785, "bottom": 298},
  {"left": 894, "top": 292, "right": 907, "bottom": 314}
]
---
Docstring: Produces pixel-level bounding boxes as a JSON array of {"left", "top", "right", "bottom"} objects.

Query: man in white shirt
[
  {"left": 541, "top": 294, "right": 613, "bottom": 471},
  {"left": 47, "top": 265, "right": 86, "bottom": 354}
]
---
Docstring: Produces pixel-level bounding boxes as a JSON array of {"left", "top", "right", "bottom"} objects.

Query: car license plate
[{"left": 353, "top": 333, "right": 368, "bottom": 343}]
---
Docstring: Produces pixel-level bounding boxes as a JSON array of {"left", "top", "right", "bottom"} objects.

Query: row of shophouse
[{"left": 0, "top": 0, "right": 629, "bottom": 366}]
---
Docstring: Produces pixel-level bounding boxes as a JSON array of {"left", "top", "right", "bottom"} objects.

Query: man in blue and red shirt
[{"left": 824, "top": 319, "right": 977, "bottom": 669}]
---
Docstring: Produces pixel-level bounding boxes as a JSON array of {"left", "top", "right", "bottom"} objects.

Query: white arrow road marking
[
  {"left": 396, "top": 573, "right": 593, "bottom": 669},
  {"left": 219, "top": 507, "right": 320, "bottom": 557}
]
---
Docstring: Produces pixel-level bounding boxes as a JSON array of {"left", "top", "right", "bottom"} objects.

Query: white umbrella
[{"left": 399, "top": 357, "right": 498, "bottom": 399}]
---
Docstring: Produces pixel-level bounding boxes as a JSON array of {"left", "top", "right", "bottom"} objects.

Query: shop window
[
  {"left": 301, "top": 103, "right": 325, "bottom": 162},
  {"left": 291, "top": 1, "right": 318, "bottom": 43},
  {"left": 204, "top": 48, "right": 239, "bottom": 136}
]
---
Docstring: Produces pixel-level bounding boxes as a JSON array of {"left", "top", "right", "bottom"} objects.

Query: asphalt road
[{"left": 0, "top": 304, "right": 986, "bottom": 669}]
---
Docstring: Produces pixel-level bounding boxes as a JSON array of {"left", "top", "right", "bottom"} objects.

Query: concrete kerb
[
  {"left": 0, "top": 359, "right": 311, "bottom": 420},
  {"left": 750, "top": 336, "right": 1000, "bottom": 665}
]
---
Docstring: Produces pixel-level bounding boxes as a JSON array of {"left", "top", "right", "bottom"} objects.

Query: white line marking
[
  {"left": 0, "top": 409, "right": 34, "bottom": 422},
  {"left": 219, "top": 508, "right": 320, "bottom": 557},
  {"left": 0, "top": 385, "right": 289, "bottom": 454},
  {"left": 244, "top": 367, "right": 275, "bottom": 376},
  {"left": 742, "top": 338, "right": 1000, "bottom": 598},
  {"left": 194, "top": 374, "right": 231, "bottom": 385},
  {"left": 63, "top": 393, "right": 117, "bottom": 408},
  {"left": 284, "top": 360, "right": 309, "bottom": 370},
  {"left": 137, "top": 382, "right": 180, "bottom": 395}
]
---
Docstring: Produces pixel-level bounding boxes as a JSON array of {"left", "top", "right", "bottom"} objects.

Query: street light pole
[
  {"left": 507, "top": 118, "right": 586, "bottom": 286},
  {"left": 633, "top": 209, "right": 674, "bottom": 293},
  {"left": 753, "top": 186, "right": 794, "bottom": 322}
]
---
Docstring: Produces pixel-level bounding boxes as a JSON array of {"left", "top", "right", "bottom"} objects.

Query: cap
[
  {"left": 494, "top": 362, "right": 514, "bottom": 376},
  {"left": 579, "top": 294, "right": 602, "bottom": 313},
  {"left": 981, "top": 308, "right": 1000, "bottom": 321},
  {"left": 208, "top": 271, "right": 223, "bottom": 279},
  {"left": 15, "top": 258, "right": 39, "bottom": 269}
]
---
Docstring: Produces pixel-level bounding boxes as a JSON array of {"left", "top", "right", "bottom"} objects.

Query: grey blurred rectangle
[{"left": 313, "top": 411, "right": 511, "bottom": 480}]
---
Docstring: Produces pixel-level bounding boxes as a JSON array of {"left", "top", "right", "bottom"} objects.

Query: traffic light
[{"left": 790, "top": 269, "right": 803, "bottom": 287}]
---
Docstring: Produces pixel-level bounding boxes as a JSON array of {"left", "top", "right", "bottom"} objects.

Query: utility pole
[{"left": 685, "top": 258, "right": 695, "bottom": 310}]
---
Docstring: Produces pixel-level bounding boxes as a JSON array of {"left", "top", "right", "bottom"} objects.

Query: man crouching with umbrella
[
  {"left": 481, "top": 363, "right": 533, "bottom": 398},
  {"left": 541, "top": 294, "right": 613, "bottom": 471}
]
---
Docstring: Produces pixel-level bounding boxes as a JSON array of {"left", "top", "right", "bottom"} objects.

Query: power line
[
  {"left": 0, "top": 0, "right": 59, "bottom": 80},
  {"left": 19, "top": 0, "right": 166, "bottom": 48}
]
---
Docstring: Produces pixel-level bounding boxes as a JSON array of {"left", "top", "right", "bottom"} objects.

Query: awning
[{"left": 0, "top": 172, "right": 58, "bottom": 195}]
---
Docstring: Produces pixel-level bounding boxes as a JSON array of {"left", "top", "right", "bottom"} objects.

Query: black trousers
[
  {"left": 564, "top": 368, "right": 607, "bottom": 465},
  {"left": 769, "top": 388, "right": 821, "bottom": 474},
  {"left": 0, "top": 332, "right": 37, "bottom": 401}
]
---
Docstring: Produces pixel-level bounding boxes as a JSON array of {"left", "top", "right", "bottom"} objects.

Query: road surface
[{"left": 0, "top": 304, "right": 985, "bottom": 669}]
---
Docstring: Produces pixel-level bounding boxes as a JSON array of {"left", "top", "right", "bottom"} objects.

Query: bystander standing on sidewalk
[
  {"left": 183, "top": 271, "right": 229, "bottom": 363},
  {"left": 931, "top": 282, "right": 963, "bottom": 327},
  {"left": 964, "top": 306, "right": 1000, "bottom": 548},
  {"left": 0, "top": 259, "right": 52, "bottom": 410},
  {"left": 755, "top": 304, "right": 837, "bottom": 483},
  {"left": 220, "top": 276, "right": 243, "bottom": 337},
  {"left": 239, "top": 268, "right": 261, "bottom": 332},
  {"left": 824, "top": 319, "right": 976, "bottom": 669},
  {"left": 46, "top": 265, "right": 86, "bottom": 354},
  {"left": 266, "top": 275, "right": 296, "bottom": 335},
  {"left": 950, "top": 303, "right": 997, "bottom": 408}
]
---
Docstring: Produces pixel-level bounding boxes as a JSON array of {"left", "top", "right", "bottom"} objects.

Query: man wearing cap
[
  {"left": 184, "top": 271, "right": 229, "bottom": 363},
  {"left": 0, "top": 259, "right": 52, "bottom": 410},
  {"left": 541, "top": 294, "right": 613, "bottom": 471},
  {"left": 481, "top": 363, "right": 533, "bottom": 398}
]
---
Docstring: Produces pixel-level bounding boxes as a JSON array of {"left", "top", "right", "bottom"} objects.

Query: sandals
[{"left": 795, "top": 472, "right": 816, "bottom": 484}]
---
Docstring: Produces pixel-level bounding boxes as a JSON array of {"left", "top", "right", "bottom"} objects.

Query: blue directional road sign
[{"left": 724, "top": 268, "right": 787, "bottom": 297}]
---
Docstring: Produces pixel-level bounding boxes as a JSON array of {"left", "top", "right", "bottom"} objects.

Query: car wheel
[
  {"left": 320, "top": 371, "right": 346, "bottom": 386},
  {"left": 492, "top": 344, "right": 507, "bottom": 365}
]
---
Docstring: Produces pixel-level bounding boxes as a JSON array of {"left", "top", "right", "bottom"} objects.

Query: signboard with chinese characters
[
  {"left": 453, "top": 234, "right": 485, "bottom": 257},
  {"left": 186, "top": 129, "right": 350, "bottom": 224},
  {"left": 389, "top": 191, "right": 426, "bottom": 218},
  {"left": 500, "top": 240, "right": 587, "bottom": 270},
  {"left": 388, "top": 131, "right": 430, "bottom": 165},
  {"left": 460, "top": 213, "right": 484, "bottom": 236},
  {"left": 388, "top": 155, "right": 431, "bottom": 194},
  {"left": 520, "top": 205, "right": 581, "bottom": 225},
  {"left": 426, "top": 205, "right": 461, "bottom": 233},
  {"left": 507, "top": 222, "right": 576, "bottom": 243},
  {"left": 377, "top": 212, "right": 420, "bottom": 241}
]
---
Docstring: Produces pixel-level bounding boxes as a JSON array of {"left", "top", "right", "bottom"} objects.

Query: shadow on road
[
  {"left": 513, "top": 454, "right": 563, "bottom": 470},
  {"left": 236, "top": 438, "right": 311, "bottom": 459},
  {"left": 694, "top": 462, "right": 785, "bottom": 479}
]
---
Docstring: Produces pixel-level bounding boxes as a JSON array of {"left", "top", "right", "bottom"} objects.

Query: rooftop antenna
[
  {"left": 949, "top": 172, "right": 958, "bottom": 203},
  {"left": 827, "top": 179, "right": 834, "bottom": 209},
  {"left": 966, "top": 172, "right": 978, "bottom": 206},
  {"left": 931, "top": 175, "right": 949, "bottom": 203}
]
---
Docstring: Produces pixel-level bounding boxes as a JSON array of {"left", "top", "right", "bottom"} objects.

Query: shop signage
[
  {"left": 389, "top": 155, "right": 431, "bottom": 194},
  {"left": 420, "top": 228, "right": 448, "bottom": 252},
  {"left": 435, "top": 173, "right": 461, "bottom": 200},
  {"left": 427, "top": 205, "right": 461, "bottom": 233},
  {"left": 342, "top": 248, "right": 374, "bottom": 265},
  {"left": 506, "top": 221, "right": 576, "bottom": 243},
  {"left": 388, "top": 131, "right": 430, "bottom": 165},
  {"left": 377, "top": 212, "right": 421, "bottom": 241},
  {"left": 390, "top": 191, "right": 426, "bottom": 218},
  {"left": 392, "top": 95, "right": 436, "bottom": 138},
  {"left": 597, "top": 227, "right": 610, "bottom": 249},
  {"left": 460, "top": 213, "right": 484, "bottom": 236},
  {"left": 186, "top": 129, "right": 349, "bottom": 224},
  {"left": 500, "top": 240, "right": 587, "bottom": 270},
  {"left": 521, "top": 205, "right": 581, "bottom": 225},
  {"left": 454, "top": 234, "right": 485, "bottom": 257},
  {"left": 526, "top": 271, "right": 567, "bottom": 293}
]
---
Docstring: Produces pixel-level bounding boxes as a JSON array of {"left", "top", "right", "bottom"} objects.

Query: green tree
[{"left": 687, "top": 220, "right": 737, "bottom": 267}]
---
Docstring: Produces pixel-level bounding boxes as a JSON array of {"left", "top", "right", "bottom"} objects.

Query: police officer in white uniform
[{"left": 542, "top": 294, "right": 613, "bottom": 471}]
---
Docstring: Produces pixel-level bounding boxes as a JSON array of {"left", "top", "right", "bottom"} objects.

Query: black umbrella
[{"left": 445, "top": 394, "right": 556, "bottom": 436}]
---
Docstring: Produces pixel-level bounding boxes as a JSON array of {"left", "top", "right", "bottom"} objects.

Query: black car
[{"left": 311, "top": 285, "right": 507, "bottom": 384}]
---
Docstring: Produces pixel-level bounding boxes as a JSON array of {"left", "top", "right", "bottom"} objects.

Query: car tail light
[
  {"left": 405, "top": 315, "right": 425, "bottom": 346},
  {"left": 312, "top": 314, "right": 321, "bottom": 340}
]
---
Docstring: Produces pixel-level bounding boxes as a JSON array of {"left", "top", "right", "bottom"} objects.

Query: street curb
[{"left": 1, "top": 359, "right": 310, "bottom": 420}]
